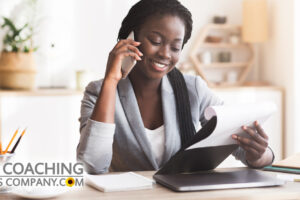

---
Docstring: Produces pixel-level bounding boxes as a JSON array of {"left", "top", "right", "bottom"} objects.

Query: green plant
[
  {"left": 1, "top": 0, "right": 38, "bottom": 53},
  {"left": 1, "top": 17, "right": 37, "bottom": 53}
]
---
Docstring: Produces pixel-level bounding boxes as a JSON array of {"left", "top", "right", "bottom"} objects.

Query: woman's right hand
[{"left": 104, "top": 39, "right": 143, "bottom": 83}]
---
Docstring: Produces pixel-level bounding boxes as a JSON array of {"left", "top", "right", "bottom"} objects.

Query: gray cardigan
[{"left": 77, "top": 75, "right": 247, "bottom": 174}]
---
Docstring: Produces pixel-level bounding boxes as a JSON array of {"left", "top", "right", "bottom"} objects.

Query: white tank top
[{"left": 145, "top": 125, "right": 165, "bottom": 167}]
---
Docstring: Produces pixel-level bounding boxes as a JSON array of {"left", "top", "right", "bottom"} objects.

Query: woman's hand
[
  {"left": 104, "top": 39, "right": 143, "bottom": 83},
  {"left": 232, "top": 121, "right": 273, "bottom": 168}
]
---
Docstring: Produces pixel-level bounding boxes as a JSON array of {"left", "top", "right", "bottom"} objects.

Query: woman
[{"left": 77, "top": 0, "right": 274, "bottom": 174}]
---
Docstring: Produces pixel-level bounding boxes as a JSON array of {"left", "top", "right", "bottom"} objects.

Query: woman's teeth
[{"left": 154, "top": 62, "right": 167, "bottom": 68}]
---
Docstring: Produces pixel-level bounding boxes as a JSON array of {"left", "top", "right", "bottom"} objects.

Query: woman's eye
[
  {"left": 150, "top": 40, "right": 161, "bottom": 45},
  {"left": 171, "top": 47, "right": 181, "bottom": 52}
]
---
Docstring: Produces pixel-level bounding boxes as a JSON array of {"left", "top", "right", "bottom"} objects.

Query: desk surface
[{"left": 1, "top": 171, "right": 300, "bottom": 200}]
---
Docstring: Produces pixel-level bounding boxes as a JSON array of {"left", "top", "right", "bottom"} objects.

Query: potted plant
[{"left": 0, "top": 0, "right": 38, "bottom": 90}]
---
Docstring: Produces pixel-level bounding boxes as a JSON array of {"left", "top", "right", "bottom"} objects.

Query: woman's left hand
[{"left": 232, "top": 121, "right": 272, "bottom": 168}]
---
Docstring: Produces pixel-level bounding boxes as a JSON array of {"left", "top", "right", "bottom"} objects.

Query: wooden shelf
[
  {"left": 200, "top": 62, "right": 248, "bottom": 69},
  {"left": 189, "top": 24, "right": 254, "bottom": 87},
  {"left": 205, "top": 24, "right": 240, "bottom": 30},
  {"left": 0, "top": 88, "right": 83, "bottom": 96},
  {"left": 200, "top": 43, "right": 246, "bottom": 49}
]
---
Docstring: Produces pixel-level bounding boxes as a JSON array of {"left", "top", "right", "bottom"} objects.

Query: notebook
[
  {"left": 85, "top": 172, "right": 154, "bottom": 192},
  {"left": 272, "top": 153, "right": 300, "bottom": 169},
  {"left": 264, "top": 153, "right": 300, "bottom": 174}
]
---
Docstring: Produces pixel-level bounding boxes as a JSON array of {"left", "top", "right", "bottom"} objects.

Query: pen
[
  {"left": 10, "top": 128, "right": 27, "bottom": 154},
  {"left": 3, "top": 128, "right": 19, "bottom": 154},
  {"left": 0, "top": 142, "right": 2, "bottom": 154}
]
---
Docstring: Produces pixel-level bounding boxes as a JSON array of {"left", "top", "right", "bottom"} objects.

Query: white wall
[
  {"left": 261, "top": 0, "right": 296, "bottom": 157},
  {"left": 294, "top": 0, "right": 300, "bottom": 154},
  {"left": 1, "top": 0, "right": 243, "bottom": 88},
  {"left": 71, "top": 0, "right": 244, "bottom": 84}
]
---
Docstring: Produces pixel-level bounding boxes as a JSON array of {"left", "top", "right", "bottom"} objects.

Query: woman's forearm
[{"left": 91, "top": 78, "right": 119, "bottom": 123}]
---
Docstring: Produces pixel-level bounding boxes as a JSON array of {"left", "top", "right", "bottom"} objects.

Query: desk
[{"left": 1, "top": 171, "right": 300, "bottom": 200}]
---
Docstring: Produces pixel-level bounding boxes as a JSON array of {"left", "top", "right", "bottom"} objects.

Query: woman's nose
[{"left": 158, "top": 45, "right": 171, "bottom": 59}]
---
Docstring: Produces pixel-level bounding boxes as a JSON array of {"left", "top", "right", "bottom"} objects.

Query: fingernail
[
  {"left": 232, "top": 135, "right": 237, "bottom": 139},
  {"left": 255, "top": 121, "right": 258, "bottom": 126},
  {"left": 242, "top": 126, "right": 247, "bottom": 130}
]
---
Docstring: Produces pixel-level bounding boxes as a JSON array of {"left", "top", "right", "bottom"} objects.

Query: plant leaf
[
  {"left": 2, "top": 17, "right": 17, "bottom": 34},
  {"left": 14, "top": 23, "right": 28, "bottom": 38},
  {"left": 24, "top": 46, "right": 30, "bottom": 52}
]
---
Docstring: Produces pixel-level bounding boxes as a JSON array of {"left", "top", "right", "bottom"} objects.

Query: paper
[
  {"left": 85, "top": 172, "right": 154, "bottom": 192},
  {"left": 187, "top": 102, "right": 276, "bottom": 150}
]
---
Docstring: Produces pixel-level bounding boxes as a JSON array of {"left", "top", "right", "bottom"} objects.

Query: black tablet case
[{"left": 155, "top": 116, "right": 238, "bottom": 175}]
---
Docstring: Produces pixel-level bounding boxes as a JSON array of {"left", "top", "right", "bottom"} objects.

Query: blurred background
[{"left": 0, "top": 0, "right": 299, "bottom": 166}]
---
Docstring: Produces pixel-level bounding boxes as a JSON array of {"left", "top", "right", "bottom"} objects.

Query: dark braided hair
[
  {"left": 118, "top": 0, "right": 192, "bottom": 47},
  {"left": 118, "top": 0, "right": 195, "bottom": 147},
  {"left": 167, "top": 68, "right": 196, "bottom": 146}
]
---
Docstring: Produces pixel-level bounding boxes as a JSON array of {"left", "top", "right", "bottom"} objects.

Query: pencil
[
  {"left": 10, "top": 129, "right": 27, "bottom": 154},
  {"left": 3, "top": 128, "right": 19, "bottom": 154}
]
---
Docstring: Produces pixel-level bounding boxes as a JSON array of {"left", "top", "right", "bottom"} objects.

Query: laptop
[
  {"left": 153, "top": 168, "right": 284, "bottom": 192},
  {"left": 153, "top": 117, "right": 284, "bottom": 192}
]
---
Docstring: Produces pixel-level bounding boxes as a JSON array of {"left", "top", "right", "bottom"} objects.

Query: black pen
[{"left": 10, "top": 129, "right": 27, "bottom": 154}]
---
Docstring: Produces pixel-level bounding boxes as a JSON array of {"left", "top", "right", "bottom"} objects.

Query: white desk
[{"left": 1, "top": 171, "right": 300, "bottom": 200}]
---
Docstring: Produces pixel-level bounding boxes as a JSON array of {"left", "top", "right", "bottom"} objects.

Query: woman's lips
[{"left": 150, "top": 60, "right": 169, "bottom": 72}]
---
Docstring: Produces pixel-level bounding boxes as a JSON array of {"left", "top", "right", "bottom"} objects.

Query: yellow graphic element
[{"left": 66, "top": 177, "right": 75, "bottom": 187}]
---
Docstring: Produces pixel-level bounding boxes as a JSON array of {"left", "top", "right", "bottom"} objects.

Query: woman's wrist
[
  {"left": 246, "top": 147, "right": 274, "bottom": 168},
  {"left": 103, "top": 77, "right": 120, "bottom": 88}
]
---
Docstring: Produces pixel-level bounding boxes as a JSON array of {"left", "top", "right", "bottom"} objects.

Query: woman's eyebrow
[
  {"left": 150, "top": 31, "right": 163, "bottom": 37},
  {"left": 150, "top": 31, "right": 183, "bottom": 42}
]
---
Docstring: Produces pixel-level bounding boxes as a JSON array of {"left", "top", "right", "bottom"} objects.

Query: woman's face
[{"left": 134, "top": 14, "right": 185, "bottom": 80}]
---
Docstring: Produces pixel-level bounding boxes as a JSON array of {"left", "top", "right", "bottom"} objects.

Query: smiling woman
[
  {"left": 130, "top": 15, "right": 184, "bottom": 79},
  {"left": 76, "top": 0, "right": 274, "bottom": 174}
]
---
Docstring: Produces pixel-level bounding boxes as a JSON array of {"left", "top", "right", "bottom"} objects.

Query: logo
[
  {"left": 65, "top": 177, "right": 75, "bottom": 187},
  {"left": 0, "top": 162, "right": 84, "bottom": 188}
]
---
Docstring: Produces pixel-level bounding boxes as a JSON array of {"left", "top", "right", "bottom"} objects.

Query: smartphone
[{"left": 121, "top": 31, "right": 137, "bottom": 79}]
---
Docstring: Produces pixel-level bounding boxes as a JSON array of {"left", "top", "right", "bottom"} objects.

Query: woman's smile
[{"left": 149, "top": 59, "right": 170, "bottom": 72}]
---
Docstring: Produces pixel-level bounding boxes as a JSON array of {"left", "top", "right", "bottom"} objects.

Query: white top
[{"left": 145, "top": 125, "right": 165, "bottom": 167}]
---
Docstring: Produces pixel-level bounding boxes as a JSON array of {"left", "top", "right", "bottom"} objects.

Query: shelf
[
  {"left": 200, "top": 43, "right": 247, "bottom": 49},
  {"left": 200, "top": 62, "right": 248, "bottom": 69},
  {"left": 189, "top": 23, "right": 254, "bottom": 87},
  {"left": 205, "top": 24, "right": 240, "bottom": 30},
  {"left": 0, "top": 89, "right": 83, "bottom": 96}
]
